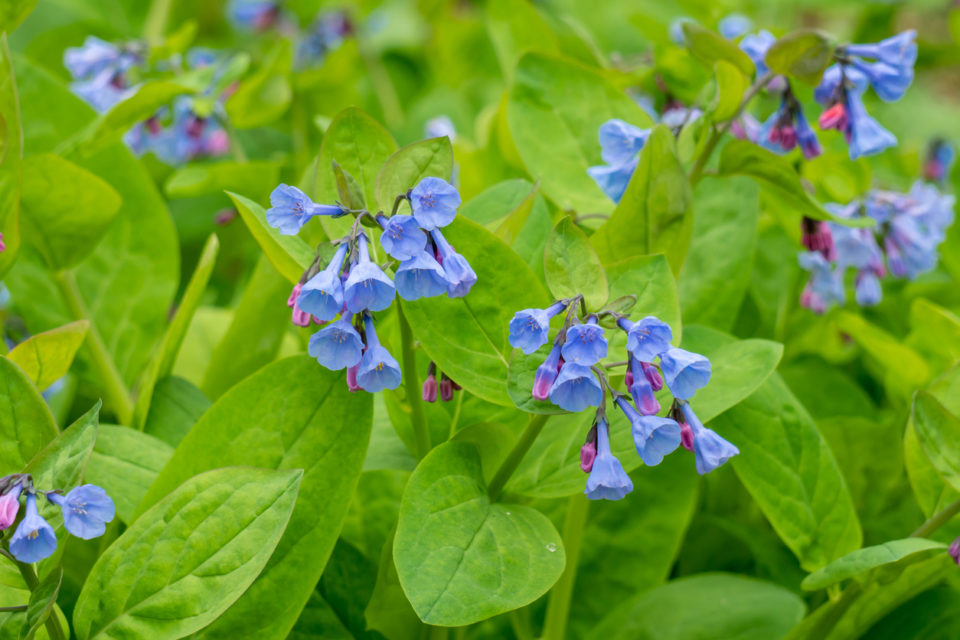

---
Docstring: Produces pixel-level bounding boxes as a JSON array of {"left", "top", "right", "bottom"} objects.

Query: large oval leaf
[
  {"left": 0, "top": 357, "right": 58, "bottom": 471},
  {"left": 544, "top": 216, "right": 608, "bottom": 310}
]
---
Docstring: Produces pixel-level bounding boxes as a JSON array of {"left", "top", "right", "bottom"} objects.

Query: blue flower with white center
[
  {"left": 845, "top": 31, "right": 917, "bottom": 72},
  {"left": 585, "top": 416, "right": 633, "bottom": 500},
  {"left": 309, "top": 315, "right": 364, "bottom": 370},
  {"left": 409, "top": 177, "right": 461, "bottom": 230},
  {"left": 9, "top": 494, "right": 57, "bottom": 563},
  {"left": 719, "top": 14, "right": 752, "bottom": 40},
  {"left": 739, "top": 30, "right": 776, "bottom": 76},
  {"left": 298, "top": 244, "right": 349, "bottom": 321},
  {"left": 660, "top": 348, "right": 711, "bottom": 400},
  {"left": 615, "top": 396, "right": 681, "bottom": 467},
  {"left": 532, "top": 340, "right": 562, "bottom": 401},
  {"left": 395, "top": 251, "right": 448, "bottom": 301},
  {"left": 845, "top": 92, "right": 897, "bottom": 160},
  {"left": 628, "top": 357, "right": 660, "bottom": 416},
  {"left": 598, "top": 119, "right": 651, "bottom": 167},
  {"left": 549, "top": 363, "right": 602, "bottom": 412},
  {"left": 378, "top": 214, "right": 427, "bottom": 261},
  {"left": 356, "top": 315, "right": 401, "bottom": 392},
  {"left": 343, "top": 235, "right": 396, "bottom": 313},
  {"left": 680, "top": 401, "right": 739, "bottom": 475},
  {"left": 850, "top": 59, "right": 913, "bottom": 102},
  {"left": 587, "top": 159, "right": 637, "bottom": 204},
  {"left": 508, "top": 301, "right": 568, "bottom": 354},
  {"left": 618, "top": 315, "right": 673, "bottom": 362},
  {"left": 266, "top": 184, "right": 346, "bottom": 235},
  {"left": 431, "top": 229, "right": 477, "bottom": 298},
  {"left": 561, "top": 316, "right": 607, "bottom": 366},
  {"left": 46, "top": 485, "right": 114, "bottom": 540}
]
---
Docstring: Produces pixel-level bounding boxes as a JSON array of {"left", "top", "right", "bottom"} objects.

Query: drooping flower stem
[
  {"left": 689, "top": 71, "right": 775, "bottom": 185},
  {"left": 910, "top": 497, "right": 960, "bottom": 538},
  {"left": 542, "top": 494, "right": 590, "bottom": 640},
  {"left": 487, "top": 414, "right": 551, "bottom": 501},
  {"left": 54, "top": 271, "right": 134, "bottom": 425},
  {"left": 398, "top": 303, "right": 431, "bottom": 460},
  {"left": 16, "top": 561, "right": 66, "bottom": 640}
]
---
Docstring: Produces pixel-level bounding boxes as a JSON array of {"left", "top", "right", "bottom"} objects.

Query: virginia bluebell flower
[
  {"left": 64, "top": 37, "right": 141, "bottom": 113},
  {"left": 296, "top": 11, "right": 352, "bottom": 68},
  {"left": 287, "top": 283, "right": 312, "bottom": 327},
  {"left": 924, "top": 140, "right": 955, "bottom": 183},
  {"left": 229, "top": 0, "right": 280, "bottom": 30},
  {"left": 70, "top": 68, "right": 133, "bottom": 113},
  {"left": 845, "top": 92, "right": 897, "bottom": 160},
  {"left": 0, "top": 232, "right": 5, "bottom": 253},
  {"left": 440, "top": 373, "right": 456, "bottom": 402},
  {"left": 660, "top": 104, "right": 703, "bottom": 131},
  {"left": 308, "top": 315, "right": 364, "bottom": 370},
  {"left": 0, "top": 484, "right": 21, "bottom": 530},
  {"left": 378, "top": 214, "right": 426, "bottom": 261},
  {"left": 641, "top": 361, "right": 663, "bottom": 391},
  {"left": 343, "top": 234, "right": 396, "bottom": 313},
  {"left": 46, "top": 485, "right": 115, "bottom": 540},
  {"left": 740, "top": 30, "right": 776, "bottom": 77},
  {"left": 801, "top": 217, "right": 836, "bottom": 260},
  {"left": 298, "top": 243, "right": 349, "bottom": 322},
  {"left": 798, "top": 251, "right": 846, "bottom": 314},
  {"left": 562, "top": 316, "right": 608, "bottom": 366},
  {"left": 356, "top": 315, "right": 402, "bottom": 392},
  {"left": 843, "top": 31, "right": 916, "bottom": 101},
  {"left": 598, "top": 119, "right": 651, "bottom": 167},
  {"left": 549, "top": 363, "right": 603, "bottom": 412},
  {"left": 148, "top": 97, "right": 230, "bottom": 165},
  {"left": 580, "top": 427, "right": 598, "bottom": 473},
  {"left": 719, "top": 14, "right": 752, "bottom": 39},
  {"left": 628, "top": 357, "right": 660, "bottom": 416},
  {"left": 509, "top": 301, "right": 569, "bottom": 354},
  {"left": 64, "top": 36, "right": 130, "bottom": 79},
  {"left": 758, "top": 93, "right": 822, "bottom": 159},
  {"left": 409, "top": 177, "right": 461, "bottom": 230},
  {"left": 854, "top": 270, "right": 882, "bottom": 306},
  {"left": 532, "top": 340, "right": 562, "bottom": 401},
  {"left": 615, "top": 396, "right": 681, "bottom": 467},
  {"left": 679, "top": 401, "right": 739, "bottom": 475},
  {"left": 267, "top": 184, "right": 346, "bottom": 235},
  {"left": 587, "top": 159, "right": 637, "bottom": 204},
  {"left": 395, "top": 251, "right": 448, "bottom": 301},
  {"left": 584, "top": 416, "right": 633, "bottom": 500},
  {"left": 731, "top": 113, "right": 763, "bottom": 144},
  {"left": 9, "top": 494, "right": 57, "bottom": 563},
  {"left": 618, "top": 316, "right": 673, "bottom": 362},
  {"left": 660, "top": 348, "right": 711, "bottom": 400},
  {"left": 431, "top": 229, "right": 477, "bottom": 298}
]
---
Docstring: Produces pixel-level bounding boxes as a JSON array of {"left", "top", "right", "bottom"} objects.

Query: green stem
[
  {"left": 688, "top": 71, "right": 774, "bottom": 185},
  {"left": 0, "top": 605, "right": 27, "bottom": 612},
  {"left": 16, "top": 562, "right": 66, "bottom": 640},
  {"left": 398, "top": 304, "right": 431, "bottom": 460},
  {"left": 54, "top": 271, "right": 134, "bottom": 425},
  {"left": 542, "top": 494, "right": 589, "bottom": 640},
  {"left": 507, "top": 609, "right": 534, "bottom": 640},
  {"left": 487, "top": 414, "right": 550, "bottom": 501},
  {"left": 143, "top": 0, "right": 175, "bottom": 41},
  {"left": 911, "top": 497, "right": 960, "bottom": 538}
]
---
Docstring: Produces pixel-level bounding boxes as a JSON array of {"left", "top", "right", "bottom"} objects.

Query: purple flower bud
[
  {"left": 949, "top": 537, "right": 960, "bottom": 567},
  {"left": 287, "top": 283, "right": 312, "bottom": 327},
  {"left": 532, "top": 341, "right": 562, "bottom": 401},
  {"left": 440, "top": 374, "right": 455, "bottom": 402},
  {"left": 423, "top": 364, "right": 438, "bottom": 402},
  {"left": 580, "top": 432, "right": 597, "bottom": 473},
  {"left": 642, "top": 362, "right": 663, "bottom": 391},
  {"left": 346, "top": 362, "right": 361, "bottom": 393}
]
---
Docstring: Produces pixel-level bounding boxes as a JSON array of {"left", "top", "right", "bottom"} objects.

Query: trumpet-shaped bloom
[
  {"left": 628, "top": 358, "right": 660, "bottom": 415},
  {"left": 598, "top": 119, "right": 650, "bottom": 167},
  {"left": 47, "top": 485, "right": 114, "bottom": 540},
  {"left": 532, "top": 341, "right": 563, "bottom": 400},
  {"left": 660, "top": 348, "right": 711, "bottom": 400},
  {"left": 410, "top": 177, "right": 461, "bottom": 230},
  {"left": 616, "top": 396, "right": 681, "bottom": 467},
  {"left": 343, "top": 235, "right": 396, "bottom": 312},
  {"left": 378, "top": 214, "right": 427, "bottom": 261},
  {"left": 845, "top": 31, "right": 917, "bottom": 71},
  {"left": 618, "top": 316, "right": 673, "bottom": 362},
  {"left": 799, "top": 251, "right": 846, "bottom": 313},
  {"left": 0, "top": 484, "right": 21, "bottom": 530},
  {"left": 308, "top": 316, "right": 364, "bottom": 370},
  {"left": 431, "top": 229, "right": 477, "bottom": 298},
  {"left": 580, "top": 436, "right": 597, "bottom": 473},
  {"left": 851, "top": 59, "right": 913, "bottom": 102},
  {"left": 562, "top": 316, "right": 607, "bottom": 366},
  {"left": 395, "top": 251, "right": 448, "bottom": 301},
  {"left": 846, "top": 92, "right": 897, "bottom": 160},
  {"left": 9, "top": 494, "right": 57, "bottom": 563},
  {"left": 585, "top": 417, "right": 633, "bottom": 500},
  {"left": 508, "top": 301, "right": 567, "bottom": 354},
  {"left": 549, "top": 363, "right": 602, "bottom": 412},
  {"left": 266, "top": 184, "right": 346, "bottom": 235},
  {"left": 854, "top": 270, "right": 882, "bottom": 306},
  {"left": 356, "top": 316, "right": 402, "bottom": 392},
  {"left": 680, "top": 402, "right": 739, "bottom": 475},
  {"left": 588, "top": 158, "right": 637, "bottom": 204},
  {"left": 298, "top": 244, "right": 349, "bottom": 321},
  {"left": 64, "top": 36, "right": 129, "bottom": 79}
]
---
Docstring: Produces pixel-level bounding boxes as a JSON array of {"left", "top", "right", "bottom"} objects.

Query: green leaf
[
  {"left": 719, "top": 140, "right": 872, "bottom": 228},
  {"left": 913, "top": 390, "right": 960, "bottom": 494},
  {"left": 332, "top": 161, "right": 365, "bottom": 210},
  {"left": 460, "top": 179, "right": 535, "bottom": 226},
  {"left": 588, "top": 573, "right": 805, "bottom": 640},
  {"left": 765, "top": 30, "right": 835, "bottom": 85},
  {"left": 0, "top": 357, "right": 58, "bottom": 471},
  {"left": 20, "top": 153, "right": 122, "bottom": 270},
  {"left": 143, "top": 376, "right": 210, "bottom": 447},
  {"left": 836, "top": 311, "right": 930, "bottom": 400},
  {"left": 287, "top": 591, "right": 354, "bottom": 640},
  {"left": 802, "top": 538, "right": 947, "bottom": 591},
  {"left": 137, "top": 355, "right": 373, "bottom": 640},
  {"left": 402, "top": 216, "right": 550, "bottom": 406},
  {"left": 507, "top": 51, "right": 654, "bottom": 213},
  {"left": 226, "top": 40, "right": 292, "bottom": 128},
  {"left": 86, "top": 425, "right": 174, "bottom": 524},
  {"left": 711, "top": 60, "right": 748, "bottom": 121},
  {"left": 678, "top": 176, "right": 758, "bottom": 331},
  {"left": 374, "top": 136, "right": 453, "bottom": 212},
  {"left": 544, "top": 216, "right": 608, "bottom": 310},
  {"left": 907, "top": 298, "right": 960, "bottom": 373},
  {"left": 228, "top": 191, "right": 314, "bottom": 283},
  {"left": 0, "top": 0, "right": 36, "bottom": 31},
  {"left": 485, "top": 0, "right": 558, "bottom": 80},
  {"left": 78, "top": 81, "right": 191, "bottom": 154},
  {"left": 73, "top": 467, "right": 302, "bottom": 640},
  {"left": 394, "top": 441, "right": 565, "bottom": 626},
  {"left": 591, "top": 125, "right": 693, "bottom": 273},
  {"left": 132, "top": 234, "right": 219, "bottom": 429},
  {"left": 24, "top": 401, "right": 98, "bottom": 495},
  {"left": 366, "top": 529, "right": 420, "bottom": 640},
  {"left": 0, "top": 35, "right": 22, "bottom": 279},
  {"left": 164, "top": 161, "right": 280, "bottom": 200},
  {"left": 19, "top": 567, "right": 61, "bottom": 640},
  {"left": 7, "top": 320, "right": 89, "bottom": 391},
  {"left": 682, "top": 22, "right": 755, "bottom": 76}
]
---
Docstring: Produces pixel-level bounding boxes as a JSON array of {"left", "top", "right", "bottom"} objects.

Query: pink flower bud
[
  {"left": 0, "top": 485, "right": 22, "bottom": 530},
  {"left": 680, "top": 421, "right": 695, "bottom": 451},
  {"left": 346, "top": 363, "right": 361, "bottom": 392},
  {"left": 422, "top": 374, "right": 437, "bottom": 402},
  {"left": 580, "top": 439, "right": 597, "bottom": 473}
]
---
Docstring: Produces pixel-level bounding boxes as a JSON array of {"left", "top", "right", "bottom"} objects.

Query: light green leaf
[
  {"left": 143, "top": 376, "right": 210, "bottom": 448},
  {"left": 24, "top": 401, "right": 98, "bottom": 494},
  {"left": 7, "top": 320, "right": 88, "bottom": 391},
  {"left": 544, "top": 216, "right": 608, "bottom": 310},
  {"left": 0, "top": 35, "right": 22, "bottom": 279},
  {"left": 228, "top": 191, "right": 314, "bottom": 283},
  {"left": 907, "top": 298, "right": 960, "bottom": 373},
  {"left": 485, "top": 0, "right": 558, "bottom": 80},
  {"left": 78, "top": 81, "right": 191, "bottom": 154},
  {"left": 164, "top": 161, "right": 280, "bottom": 200},
  {"left": 0, "top": 0, "right": 36, "bottom": 32},
  {"left": 605, "top": 254, "right": 682, "bottom": 338},
  {"left": 802, "top": 538, "right": 947, "bottom": 591},
  {"left": 836, "top": 310, "right": 930, "bottom": 400},
  {"left": 682, "top": 22, "right": 755, "bottom": 76},
  {"left": 591, "top": 125, "right": 693, "bottom": 273},
  {"left": 374, "top": 137, "right": 453, "bottom": 212},
  {"left": 765, "top": 30, "right": 835, "bottom": 85},
  {"left": 366, "top": 529, "right": 420, "bottom": 640},
  {"left": 394, "top": 441, "right": 565, "bottom": 626},
  {"left": 73, "top": 467, "right": 302, "bottom": 640},
  {"left": 711, "top": 60, "right": 748, "bottom": 121},
  {"left": 226, "top": 40, "right": 292, "bottom": 128},
  {"left": 19, "top": 567, "right": 60, "bottom": 640},
  {"left": 913, "top": 389, "right": 960, "bottom": 494},
  {"left": 0, "top": 357, "right": 58, "bottom": 471}
]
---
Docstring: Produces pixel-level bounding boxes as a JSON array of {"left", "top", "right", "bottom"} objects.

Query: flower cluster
[
  {"left": 799, "top": 180, "right": 955, "bottom": 312},
  {"left": 508, "top": 297, "right": 738, "bottom": 501},
  {"left": 0, "top": 474, "right": 114, "bottom": 563},
  {"left": 63, "top": 36, "right": 143, "bottom": 113},
  {"left": 229, "top": 1, "right": 352, "bottom": 69},
  {"left": 268, "top": 178, "right": 476, "bottom": 393}
]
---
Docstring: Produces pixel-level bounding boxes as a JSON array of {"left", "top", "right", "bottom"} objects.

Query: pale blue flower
[
  {"left": 660, "top": 348, "right": 711, "bottom": 400},
  {"left": 585, "top": 416, "right": 633, "bottom": 500},
  {"left": 409, "top": 177, "right": 461, "bottom": 230},
  {"left": 46, "top": 485, "right": 114, "bottom": 540},
  {"left": 308, "top": 316, "right": 364, "bottom": 370}
]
